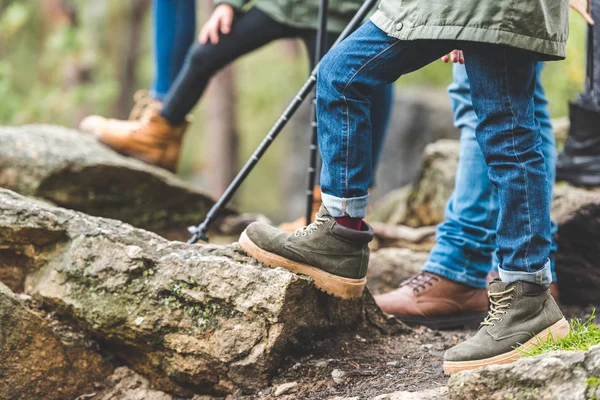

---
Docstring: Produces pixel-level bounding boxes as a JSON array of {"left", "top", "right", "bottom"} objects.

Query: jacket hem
[{"left": 370, "top": 10, "right": 566, "bottom": 61}]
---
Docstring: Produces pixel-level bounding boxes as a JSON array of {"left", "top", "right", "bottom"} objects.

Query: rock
[
  {"left": 0, "top": 125, "right": 232, "bottom": 240},
  {"left": 273, "top": 381, "right": 299, "bottom": 396},
  {"left": 369, "top": 140, "right": 459, "bottom": 229},
  {"left": 0, "top": 281, "right": 111, "bottom": 400},
  {"left": 93, "top": 367, "right": 177, "bottom": 400},
  {"left": 331, "top": 369, "right": 347, "bottom": 385},
  {"left": 552, "top": 185, "right": 600, "bottom": 304},
  {"left": 369, "top": 185, "right": 413, "bottom": 225},
  {"left": 371, "top": 222, "right": 437, "bottom": 251},
  {"left": 0, "top": 188, "right": 398, "bottom": 396},
  {"left": 367, "top": 248, "right": 429, "bottom": 294},
  {"left": 401, "top": 140, "right": 459, "bottom": 228},
  {"left": 447, "top": 348, "right": 600, "bottom": 400},
  {"left": 374, "top": 387, "right": 448, "bottom": 400}
]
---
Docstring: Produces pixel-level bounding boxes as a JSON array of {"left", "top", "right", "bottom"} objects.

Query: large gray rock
[
  {"left": 0, "top": 282, "right": 111, "bottom": 400},
  {"left": 552, "top": 185, "right": 600, "bottom": 305},
  {"left": 448, "top": 346, "right": 600, "bottom": 400},
  {"left": 0, "top": 188, "right": 397, "bottom": 396},
  {"left": 0, "top": 125, "right": 229, "bottom": 240}
]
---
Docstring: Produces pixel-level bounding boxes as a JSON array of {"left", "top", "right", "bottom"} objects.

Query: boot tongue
[{"left": 489, "top": 279, "right": 509, "bottom": 294}]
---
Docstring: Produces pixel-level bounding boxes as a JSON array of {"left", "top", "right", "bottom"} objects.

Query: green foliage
[{"left": 521, "top": 310, "right": 600, "bottom": 357}]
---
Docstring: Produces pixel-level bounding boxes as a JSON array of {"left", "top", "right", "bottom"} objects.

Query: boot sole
[
  {"left": 395, "top": 312, "right": 489, "bottom": 330},
  {"left": 239, "top": 231, "right": 366, "bottom": 300},
  {"left": 443, "top": 317, "right": 570, "bottom": 375}
]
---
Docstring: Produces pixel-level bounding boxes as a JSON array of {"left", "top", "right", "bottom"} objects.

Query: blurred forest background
[{"left": 0, "top": 0, "right": 589, "bottom": 221}]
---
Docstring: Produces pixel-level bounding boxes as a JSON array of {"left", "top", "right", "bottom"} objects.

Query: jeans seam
[{"left": 502, "top": 47, "right": 532, "bottom": 272}]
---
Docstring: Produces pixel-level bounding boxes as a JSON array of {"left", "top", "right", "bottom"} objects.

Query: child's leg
[
  {"left": 160, "top": 8, "right": 295, "bottom": 125},
  {"left": 151, "top": 0, "right": 196, "bottom": 101},
  {"left": 317, "top": 21, "right": 452, "bottom": 218}
]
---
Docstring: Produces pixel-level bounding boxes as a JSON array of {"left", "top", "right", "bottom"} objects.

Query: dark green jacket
[
  {"left": 214, "top": 0, "right": 370, "bottom": 33},
  {"left": 371, "top": 0, "right": 569, "bottom": 60}
]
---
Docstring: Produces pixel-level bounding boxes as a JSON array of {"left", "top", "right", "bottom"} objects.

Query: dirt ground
[{"left": 247, "top": 304, "right": 598, "bottom": 400}]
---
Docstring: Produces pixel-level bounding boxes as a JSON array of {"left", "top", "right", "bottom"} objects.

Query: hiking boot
[
  {"left": 88, "top": 108, "right": 188, "bottom": 173},
  {"left": 374, "top": 272, "right": 488, "bottom": 329},
  {"left": 443, "top": 280, "right": 570, "bottom": 375},
  {"left": 556, "top": 100, "right": 600, "bottom": 187},
  {"left": 79, "top": 90, "right": 161, "bottom": 135},
  {"left": 279, "top": 187, "right": 322, "bottom": 232},
  {"left": 239, "top": 205, "right": 374, "bottom": 299}
]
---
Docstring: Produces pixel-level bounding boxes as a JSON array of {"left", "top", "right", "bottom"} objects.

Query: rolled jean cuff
[
  {"left": 322, "top": 192, "right": 370, "bottom": 218},
  {"left": 498, "top": 259, "right": 553, "bottom": 287}
]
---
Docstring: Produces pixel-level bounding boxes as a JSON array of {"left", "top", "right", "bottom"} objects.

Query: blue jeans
[
  {"left": 317, "top": 21, "right": 553, "bottom": 285},
  {"left": 151, "top": 0, "right": 196, "bottom": 101},
  {"left": 422, "top": 63, "right": 558, "bottom": 288}
]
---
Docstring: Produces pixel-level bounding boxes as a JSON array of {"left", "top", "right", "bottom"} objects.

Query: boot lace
[
  {"left": 129, "top": 90, "right": 158, "bottom": 121},
  {"left": 402, "top": 272, "right": 439, "bottom": 293},
  {"left": 293, "top": 214, "right": 330, "bottom": 237},
  {"left": 480, "top": 287, "right": 515, "bottom": 327}
]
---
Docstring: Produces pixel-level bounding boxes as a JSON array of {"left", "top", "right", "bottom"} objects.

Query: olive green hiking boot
[
  {"left": 239, "top": 206, "right": 374, "bottom": 299},
  {"left": 443, "top": 280, "right": 570, "bottom": 375}
]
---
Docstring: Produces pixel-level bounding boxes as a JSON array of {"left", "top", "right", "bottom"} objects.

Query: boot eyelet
[{"left": 302, "top": 232, "right": 307, "bottom": 237}]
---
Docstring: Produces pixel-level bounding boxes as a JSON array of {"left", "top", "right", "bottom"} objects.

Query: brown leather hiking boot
[
  {"left": 87, "top": 108, "right": 188, "bottom": 173},
  {"left": 279, "top": 186, "right": 323, "bottom": 232},
  {"left": 375, "top": 272, "right": 488, "bottom": 329}
]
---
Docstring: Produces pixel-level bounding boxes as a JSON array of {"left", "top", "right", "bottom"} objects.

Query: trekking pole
[
  {"left": 305, "top": 0, "right": 329, "bottom": 225},
  {"left": 188, "top": 0, "right": 378, "bottom": 244}
]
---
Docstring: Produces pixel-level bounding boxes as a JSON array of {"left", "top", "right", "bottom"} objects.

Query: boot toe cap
[
  {"left": 244, "top": 222, "right": 289, "bottom": 253},
  {"left": 79, "top": 115, "right": 107, "bottom": 135}
]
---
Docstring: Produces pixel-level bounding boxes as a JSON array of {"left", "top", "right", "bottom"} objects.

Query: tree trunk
[
  {"left": 113, "top": 0, "right": 150, "bottom": 119},
  {"left": 203, "top": 0, "right": 239, "bottom": 196}
]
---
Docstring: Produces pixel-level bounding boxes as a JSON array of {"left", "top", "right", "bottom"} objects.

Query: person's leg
[
  {"left": 88, "top": 7, "right": 296, "bottom": 172},
  {"left": 151, "top": 0, "right": 197, "bottom": 101},
  {"left": 239, "top": 22, "right": 453, "bottom": 299},
  {"left": 376, "top": 62, "right": 560, "bottom": 329},
  {"left": 161, "top": 8, "right": 294, "bottom": 125},
  {"left": 78, "top": 0, "right": 197, "bottom": 138},
  {"left": 279, "top": 32, "right": 396, "bottom": 232},
  {"left": 444, "top": 45, "right": 567, "bottom": 374}
]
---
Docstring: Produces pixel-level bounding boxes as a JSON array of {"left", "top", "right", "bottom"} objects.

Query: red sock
[{"left": 335, "top": 216, "right": 363, "bottom": 230}]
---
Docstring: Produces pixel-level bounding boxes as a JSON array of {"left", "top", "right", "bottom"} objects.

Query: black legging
[{"left": 160, "top": 7, "right": 387, "bottom": 125}]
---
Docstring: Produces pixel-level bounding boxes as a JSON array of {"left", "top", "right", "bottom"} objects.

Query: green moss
[{"left": 160, "top": 282, "right": 239, "bottom": 333}]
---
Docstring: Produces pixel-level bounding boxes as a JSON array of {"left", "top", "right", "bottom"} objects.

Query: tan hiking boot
[
  {"left": 374, "top": 272, "right": 489, "bottom": 329},
  {"left": 443, "top": 280, "right": 570, "bottom": 375},
  {"left": 279, "top": 186, "right": 322, "bottom": 232},
  {"left": 92, "top": 108, "right": 188, "bottom": 172},
  {"left": 79, "top": 90, "right": 161, "bottom": 134}
]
